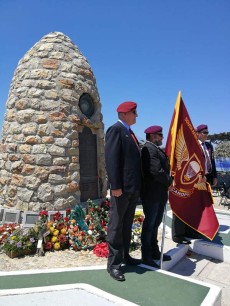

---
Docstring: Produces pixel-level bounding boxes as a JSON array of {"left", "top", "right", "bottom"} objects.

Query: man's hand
[
  {"left": 198, "top": 174, "right": 207, "bottom": 183},
  {"left": 111, "top": 189, "right": 123, "bottom": 197}
]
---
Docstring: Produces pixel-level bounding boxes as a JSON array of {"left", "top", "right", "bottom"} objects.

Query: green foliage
[
  {"left": 215, "top": 141, "right": 230, "bottom": 158},
  {"left": 208, "top": 132, "right": 230, "bottom": 143},
  {"left": 207, "top": 132, "right": 230, "bottom": 157},
  {"left": 69, "top": 204, "right": 88, "bottom": 232},
  {"left": 68, "top": 200, "right": 110, "bottom": 250}
]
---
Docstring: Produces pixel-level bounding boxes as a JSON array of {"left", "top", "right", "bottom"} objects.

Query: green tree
[
  {"left": 215, "top": 141, "right": 230, "bottom": 158},
  {"left": 208, "top": 132, "right": 230, "bottom": 157},
  {"left": 208, "top": 132, "right": 230, "bottom": 143}
]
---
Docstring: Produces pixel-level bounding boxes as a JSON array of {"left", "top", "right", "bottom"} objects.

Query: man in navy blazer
[
  {"left": 196, "top": 124, "right": 217, "bottom": 186},
  {"left": 105, "top": 101, "right": 142, "bottom": 281}
]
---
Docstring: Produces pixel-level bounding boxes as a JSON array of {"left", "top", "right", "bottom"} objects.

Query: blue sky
[{"left": 0, "top": 0, "right": 229, "bottom": 144}]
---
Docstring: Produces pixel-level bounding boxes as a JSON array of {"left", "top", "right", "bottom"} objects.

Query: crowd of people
[{"left": 105, "top": 101, "right": 217, "bottom": 281}]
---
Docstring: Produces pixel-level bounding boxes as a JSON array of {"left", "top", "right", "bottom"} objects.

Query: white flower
[
  {"left": 134, "top": 235, "right": 139, "bottom": 242},
  {"left": 88, "top": 230, "right": 93, "bottom": 235}
]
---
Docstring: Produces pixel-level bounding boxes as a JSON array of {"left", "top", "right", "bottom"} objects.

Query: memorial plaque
[
  {"left": 2, "top": 209, "right": 20, "bottom": 224},
  {"left": 22, "top": 211, "right": 39, "bottom": 228},
  {"left": 0, "top": 208, "right": 4, "bottom": 224},
  {"left": 79, "top": 127, "right": 99, "bottom": 202}
]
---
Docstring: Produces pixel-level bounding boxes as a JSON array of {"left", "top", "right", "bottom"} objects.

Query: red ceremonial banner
[{"left": 165, "top": 92, "right": 219, "bottom": 240}]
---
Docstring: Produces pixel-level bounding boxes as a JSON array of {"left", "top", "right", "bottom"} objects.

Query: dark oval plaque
[{"left": 79, "top": 93, "right": 95, "bottom": 118}]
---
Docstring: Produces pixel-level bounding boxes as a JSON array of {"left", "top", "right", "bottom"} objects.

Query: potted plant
[{"left": 3, "top": 227, "right": 38, "bottom": 258}]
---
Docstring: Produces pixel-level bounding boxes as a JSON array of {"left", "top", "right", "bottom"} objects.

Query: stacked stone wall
[{"left": 0, "top": 32, "right": 107, "bottom": 211}]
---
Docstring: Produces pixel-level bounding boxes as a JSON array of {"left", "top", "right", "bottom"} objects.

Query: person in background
[
  {"left": 105, "top": 101, "right": 142, "bottom": 281},
  {"left": 141, "top": 126, "right": 173, "bottom": 267},
  {"left": 196, "top": 124, "right": 217, "bottom": 186},
  {"left": 172, "top": 123, "right": 217, "bottom": 243}
]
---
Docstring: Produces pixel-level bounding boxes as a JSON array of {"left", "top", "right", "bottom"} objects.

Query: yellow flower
[
  {"left": 54, "top": 242, "right": 61, "bottom": 250},
  {"left": 11, "top": 236, "right": 17, "bottom": 240},
  {"left": 49, "top": 226, "right": 55, "bottom": 233},
  {"left": 51, "top": 236, "right": 58, "bottom": 243},
  {"left": 53, "top": 230, "right": 59, "bottom": 236}
]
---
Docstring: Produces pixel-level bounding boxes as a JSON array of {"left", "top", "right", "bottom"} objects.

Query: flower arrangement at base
[
  {"left": 68, "top": 223, "right": 97, "bottom": 251},
  {"left": 2, "top": 227, "right": 38, "bottom": 258},
  {"left": 0, "top": 199, "right": 146, "bottom": 259},
  {"left": 68, "top": 200, "right": 109, "bottom": 251},
  {"left": 68, "top": 204, "right": 96, "bottom": 251},
  {"left": 93, "top": 242, "right": 108, "bottom": 258},
  {"left": 0, "top": 223, "right": 20, "bottom": 251},
  {"left": 85, "top": 199, "right": 109, "bottom": 242},
  {"left": 43, "top": 209, "right": 70, "bottom": 251},
  {"left": 130, "top": 210, "right": 144, "bottom": 251}
]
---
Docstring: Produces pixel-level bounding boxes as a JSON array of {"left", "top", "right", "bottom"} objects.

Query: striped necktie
[{"left": 202, "top": 142, "right": 212, "bottom": 173}]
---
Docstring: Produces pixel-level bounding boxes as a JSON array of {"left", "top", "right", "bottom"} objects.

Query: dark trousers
[
  {"left": 141, "top": 191, "right": 168, "bottom": 259},
  {"left": 107, "top": 191, "right": 139, "bottom": 270},
  {"left": 172, "top": 214, "right": 201, "bottom": 239},
  {"left": 206, "top": 173, "right": 214, "bottom": 185},
  {"left": 172, "top": 214, "right": 186, "bottom": 239}
]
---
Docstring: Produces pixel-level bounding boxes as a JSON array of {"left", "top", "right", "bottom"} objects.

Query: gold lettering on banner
[
  {"left": 184, "top": 117, "right": 197, "bottom": 139},
  {"left": 169, "top": 186, "right": 192, "bottom": 198}
]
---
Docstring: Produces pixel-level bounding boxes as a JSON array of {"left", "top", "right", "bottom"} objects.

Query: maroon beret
[
  {"left": 144, "top": 125, "right": 162, "bottom": 134},
  {"left": 196, "top": 124, "right": 208, "bottom": 132},
  {"left": 116, "top": 101, "right": 137, "bottom": 113}
]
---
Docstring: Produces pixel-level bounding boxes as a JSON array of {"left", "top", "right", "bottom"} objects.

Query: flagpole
[{"left": 160, "top": 201, "right": 168, "bottom": 269}]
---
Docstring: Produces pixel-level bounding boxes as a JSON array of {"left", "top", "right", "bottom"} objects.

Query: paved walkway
[{"left": 164, "top": 206, "right": 230, "bottom": 306}]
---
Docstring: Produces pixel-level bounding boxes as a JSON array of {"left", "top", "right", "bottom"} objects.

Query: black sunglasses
[{"left": 201, "top": 131, "right": 209, "bottom": 135}]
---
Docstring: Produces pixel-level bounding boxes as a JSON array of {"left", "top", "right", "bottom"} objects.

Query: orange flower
[
  {"left": 47, "top": 221, "right": 54, "bottom": 228},
  {"left": 60, "top": 228, "right": 67, "bottom": 235}
]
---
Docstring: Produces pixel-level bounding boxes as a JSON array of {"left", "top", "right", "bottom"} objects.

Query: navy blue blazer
[{"left": 105, "top": 121, "right": 141, "bottom": 193}]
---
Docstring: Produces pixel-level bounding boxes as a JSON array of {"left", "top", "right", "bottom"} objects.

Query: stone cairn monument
[{"left": 0, "top": 32, "right": 107, "bottom": 212}]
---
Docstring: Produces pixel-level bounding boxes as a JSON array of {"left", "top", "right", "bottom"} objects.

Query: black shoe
[
  {"left": 152, "top": 254, "right": 172, "bottom": 261},
  {"left": 142, "top": 259, "right": 160, "bottom": 268},
  {"left": 173, "top": 237, "right": 191, "bottom": 244},
  {"left": 107, "top": 268, "right": 125, "bottom": 281},
  {"left": 186, "top": 233, "right": 203, "bottom": 239},
  {"left": 123, "top": 255, "right": 141, "bottom": 265}
]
